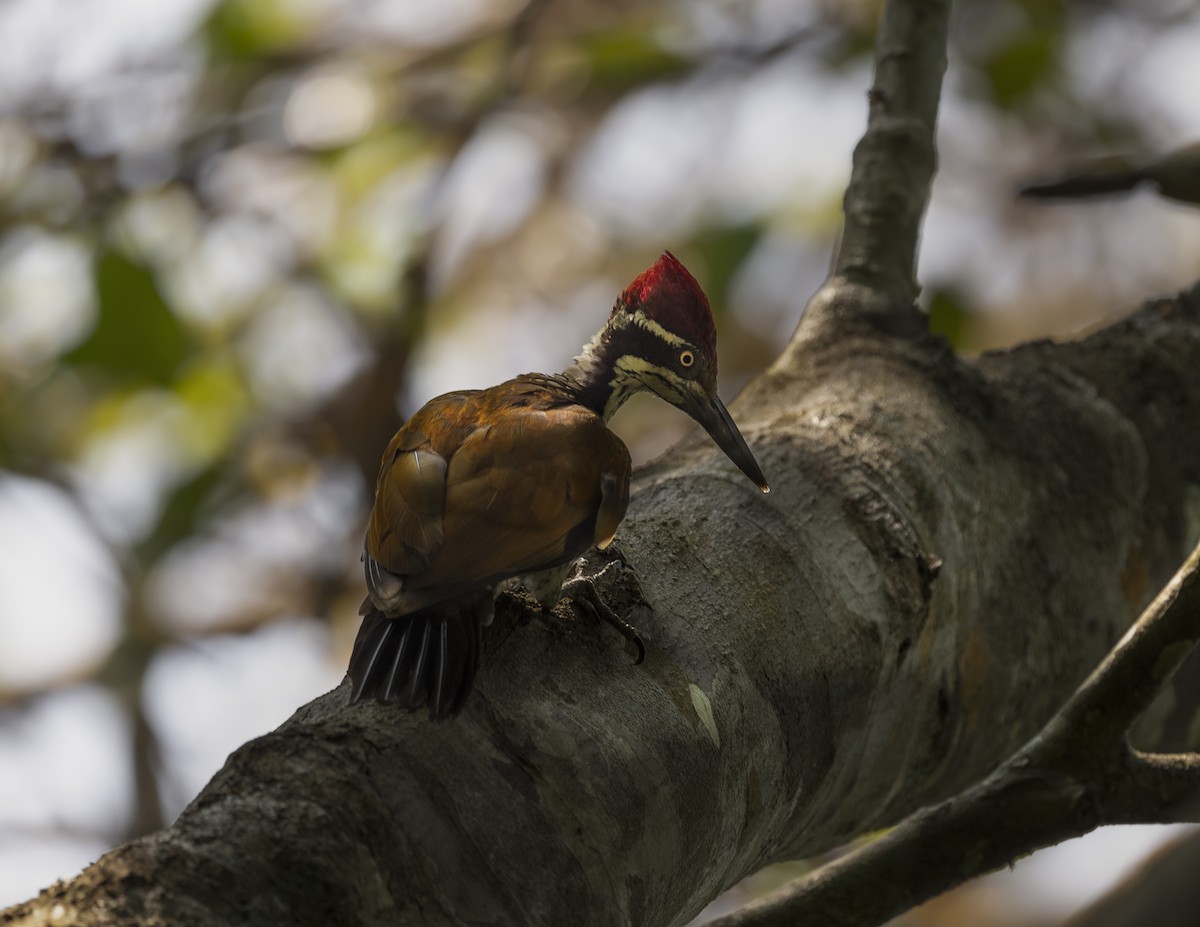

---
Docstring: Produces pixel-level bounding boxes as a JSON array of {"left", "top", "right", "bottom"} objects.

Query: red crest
[{"left": 616, "top": 251, "right": 717, "bottom": 362}]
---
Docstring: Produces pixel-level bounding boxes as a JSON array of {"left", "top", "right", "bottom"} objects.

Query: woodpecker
[{"left": 348, "top": 251, "right": 769, "bottom": 718}]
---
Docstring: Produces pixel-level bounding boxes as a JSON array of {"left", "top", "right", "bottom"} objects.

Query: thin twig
[
  {"left": 828, "top": 0, "right": 951, "bottom": 317},
  {"left": 1109, "top": 751, "right": 1200, "bottom": 824},
  {"left": 1040, "top": 542, "right": 1200, "bottom": 754}
]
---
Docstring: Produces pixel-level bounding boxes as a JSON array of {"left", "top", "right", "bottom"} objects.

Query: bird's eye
[{"left": 679, "top": 350, "right": 695, "bottom": 367}]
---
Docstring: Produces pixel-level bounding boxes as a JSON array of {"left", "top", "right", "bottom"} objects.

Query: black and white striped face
[
  {"left": 606, "top": 309, "right": 768, "bottom": 492},
  {"left": 607, "top": 307, "right": 714, "bottom": 416},
  {"left": 569, "top": 250, "right": 769, "bottom": 491}
]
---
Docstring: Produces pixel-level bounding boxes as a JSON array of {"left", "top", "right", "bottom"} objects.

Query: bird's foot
[{"left": 560, "top": 560, "right": 646, "bottom": 665}]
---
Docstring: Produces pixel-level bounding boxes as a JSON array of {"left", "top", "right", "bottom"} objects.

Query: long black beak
[{"left": 681, "top": 391, "right": 770, "bottom": 493}]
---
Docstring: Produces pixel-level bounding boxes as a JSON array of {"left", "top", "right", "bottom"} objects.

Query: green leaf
[{"left": 65, "top": 249, "right": 188, "bottom": 386}]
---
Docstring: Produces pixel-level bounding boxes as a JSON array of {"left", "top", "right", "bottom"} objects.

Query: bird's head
[{"left": 602, "top": 251, "right": 769, "bottom": 493}]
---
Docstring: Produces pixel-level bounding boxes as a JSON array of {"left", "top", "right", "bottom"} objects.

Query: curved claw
[
  {"left": 561, "top": 568, "right": 645, "bottom": 665},
  {"left": 627, "top": 630, "right": 646, "bottom": 666}
]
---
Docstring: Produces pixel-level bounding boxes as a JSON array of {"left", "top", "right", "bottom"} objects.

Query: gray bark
[
  {"left": 708, "top": 528, "right": 1200, "bottom": 927},
  {"left": 5, "top": 282, "right": 1200, "bottom": 927}
]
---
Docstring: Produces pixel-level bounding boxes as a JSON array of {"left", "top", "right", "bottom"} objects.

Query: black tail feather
[{"left": 348, "top": 597, "right": 483, "bottom": 719}]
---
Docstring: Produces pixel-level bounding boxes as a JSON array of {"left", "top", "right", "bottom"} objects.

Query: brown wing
[
  {"left": 593, "top": 471, "right": 627, "bottom": 550},
  {"left": 364, "top": 391, "right": 479, "bottom": 581},
  {"left": 407, "top": 402, "right": 631, "bottom": 600}
]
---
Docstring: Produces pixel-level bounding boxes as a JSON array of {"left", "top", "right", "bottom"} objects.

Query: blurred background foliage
[{"left": 1, "top": 0, "right": 1199, "bottom": 921}]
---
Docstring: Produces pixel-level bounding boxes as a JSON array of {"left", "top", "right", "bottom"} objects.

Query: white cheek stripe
[
  {"left": 628, "top": 311, "right": 691, "bottom": 348},
  {"left": 613, "top": 355, "right": 694, "bottom": 405}
]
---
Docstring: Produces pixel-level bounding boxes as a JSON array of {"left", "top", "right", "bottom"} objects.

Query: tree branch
[
  {"left": 829, "top": 0, "right": 951, "bottom": 320},
  {"left": 1048, "top": 541, "right": 1200, "bottom": 750},
  {"left": 708, "top": 540, "right": 1200, "bottom": 927},
  {"left": 1110, "top": 751, "right": 1200, "bottom": 824}
]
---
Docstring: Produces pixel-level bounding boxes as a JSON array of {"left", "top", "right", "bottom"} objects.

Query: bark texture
[
  {"left": 708, "top": 534, "right": 1200, "bottom": 927},
  {"left": 5, "top": 283, "right": 1200, "bottom": 927}
]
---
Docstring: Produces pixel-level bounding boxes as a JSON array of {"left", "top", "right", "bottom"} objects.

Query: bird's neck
[{"left": 562, "top": 321, "right": 643, "bottom": 422}]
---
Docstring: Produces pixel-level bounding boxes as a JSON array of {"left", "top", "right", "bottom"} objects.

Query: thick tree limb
[{"left": 708, "top": 541, "right": 1200, "bottom": 927}]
